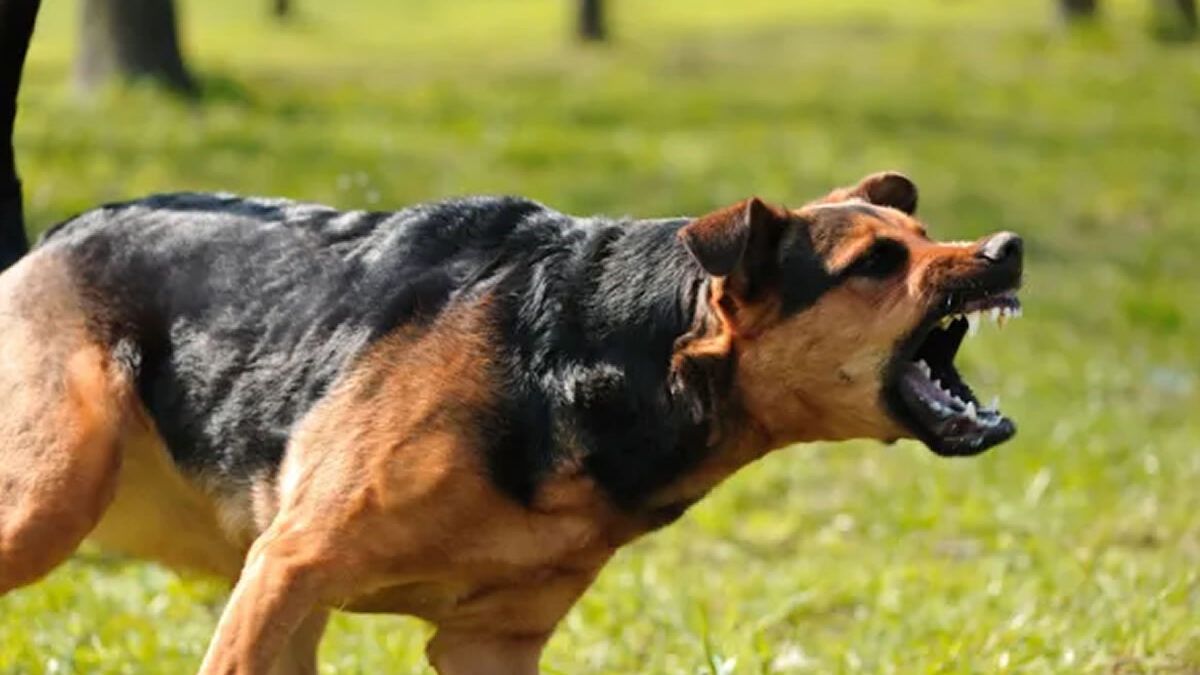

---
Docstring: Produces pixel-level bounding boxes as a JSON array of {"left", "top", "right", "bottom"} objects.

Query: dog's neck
[
  {"left": 639, "top": 278, "right": 784, "bottom": 518},
  {"left": 557, "top": 218, "right": 772, "bottom": 517}
]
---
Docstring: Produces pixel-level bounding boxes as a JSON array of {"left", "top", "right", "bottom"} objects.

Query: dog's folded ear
[
  {"left": 852, "top": 172, "right": 918, "bottom": 214},
  {"left": 678, "top": 197, "right": 784, "bottom": 278},
  {"left": 814, "top": 171, "right": 919, "bottom": 215}
]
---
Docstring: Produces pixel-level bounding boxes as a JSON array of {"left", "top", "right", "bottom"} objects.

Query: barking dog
[{"left": 0, "top": 173, "right": 1022, "bottom": 674}]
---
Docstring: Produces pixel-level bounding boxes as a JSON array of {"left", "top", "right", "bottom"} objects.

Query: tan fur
[
  {"left": 0, "top": 253, "right": 130, "bottom": 592},
  {"left": 87, "top": 417, "right": 246, "bottom": 579}
]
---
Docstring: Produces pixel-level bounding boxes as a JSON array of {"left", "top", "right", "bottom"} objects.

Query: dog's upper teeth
[
  {"left": 989, "top": 307, "right": 1002, "bottom": 323},
  {"left": 966, "top": 312, "right": 981, "bottom": 337},
  {"left": 989, "top": 395, "right": 1000, "bottom": 411}
]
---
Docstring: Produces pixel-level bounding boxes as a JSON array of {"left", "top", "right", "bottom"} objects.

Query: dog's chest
[{"left": 339, "top": 506, "right": 635, "bottom": 626}]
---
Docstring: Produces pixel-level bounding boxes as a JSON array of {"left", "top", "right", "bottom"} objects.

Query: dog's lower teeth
[{"left": 964, "top": 401, "right": 976, "bottom": 419}]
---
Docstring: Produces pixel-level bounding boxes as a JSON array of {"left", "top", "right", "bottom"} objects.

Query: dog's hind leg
[{"left": 0, "top": 254, "right": 132, "bottom": 593}]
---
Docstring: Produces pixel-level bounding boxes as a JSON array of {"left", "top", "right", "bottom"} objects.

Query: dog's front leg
[
  {"left": 198, "top": 527, "right": 343, "bottom": 675},
  {"left": 270, "top": 608, "right": 329, "bottom": 675},
  {"left": 426, "top": 630, "right": 548, "bottom": 675},
  {"left": 424, "top": 567, "right": 602, "bottom": 675}
]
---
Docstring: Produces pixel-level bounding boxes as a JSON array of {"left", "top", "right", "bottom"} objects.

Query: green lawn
[{"left": 3, "top": 0, "right": 1200, "bottom": 672}]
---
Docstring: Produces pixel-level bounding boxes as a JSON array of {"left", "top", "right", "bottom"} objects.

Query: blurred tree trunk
[
  {"left": 577, "top": 0, "right": 606, "bottom": 42},
  {"left": 1057, "top": 0, "right": 1098, "bottom": 21},
  {"left": 74, "top": 0, "right": 197, "bottom": 97},
  {"left": 1151, "top": 0, "right": 1198, "bottom": 39},
  {"left": 272, "top": 0, "right": 290, "bottom": 20},
  {"left": 0, "top": 0, "right": 41, "bottom": 268}
]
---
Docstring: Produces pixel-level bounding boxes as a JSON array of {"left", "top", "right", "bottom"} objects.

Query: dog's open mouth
[{"left": 888, "top": 291, "right": 1021, "bottom": 456}]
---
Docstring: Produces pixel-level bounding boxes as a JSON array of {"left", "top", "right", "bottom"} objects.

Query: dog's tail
[{"left": 0, "top": 0, "right": 42, "bottom": 272}]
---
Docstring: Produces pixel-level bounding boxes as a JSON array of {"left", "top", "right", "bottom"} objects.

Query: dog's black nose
[{"left": 977, "top": 231, "right": 1023, "bottom": 265}]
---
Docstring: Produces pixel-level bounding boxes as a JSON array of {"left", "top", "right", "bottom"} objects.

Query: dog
[{"left": 0, "top": 172, "right": 1023, "bottom": 674}]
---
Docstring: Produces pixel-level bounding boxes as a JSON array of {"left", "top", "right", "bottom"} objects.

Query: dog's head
[{"left": 678, "top": 172, "right": 1023, "bottom": 457}]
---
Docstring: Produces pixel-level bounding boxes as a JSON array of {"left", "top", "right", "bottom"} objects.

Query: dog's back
[{"left": 33, "top": 193, "right": 577, "bottom": 476}]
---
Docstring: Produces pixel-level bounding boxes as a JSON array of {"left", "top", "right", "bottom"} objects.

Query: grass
[{"left": 3, "top": 0, "right": 1200, "bottom": 672}]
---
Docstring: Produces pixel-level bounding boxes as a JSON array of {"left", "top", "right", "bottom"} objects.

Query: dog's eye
[{"left": 846, "top": 239, "right": 908, "bottom": 278}]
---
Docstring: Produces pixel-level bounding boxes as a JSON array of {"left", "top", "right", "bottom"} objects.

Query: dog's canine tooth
[
  {"left": 916, "top": 360, "right": 931, "bottom": 378},
  {"left": 964, "top": 401, "right": 977, "bottom": 419},
  {"left": 966, "top": 312, "right": 981, "bottom": 337},
  {"left": 989, "top": 395, "right": 1000, "bottom": 411}
]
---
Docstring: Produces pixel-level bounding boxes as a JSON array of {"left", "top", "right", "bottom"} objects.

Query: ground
[{"left": 2, "top": 0, "right": 1199, "bottom": 672}]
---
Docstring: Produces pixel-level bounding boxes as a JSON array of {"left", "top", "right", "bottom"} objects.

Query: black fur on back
[{"left": 40, "top": 193, "right": 726, "bottom": 509}]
